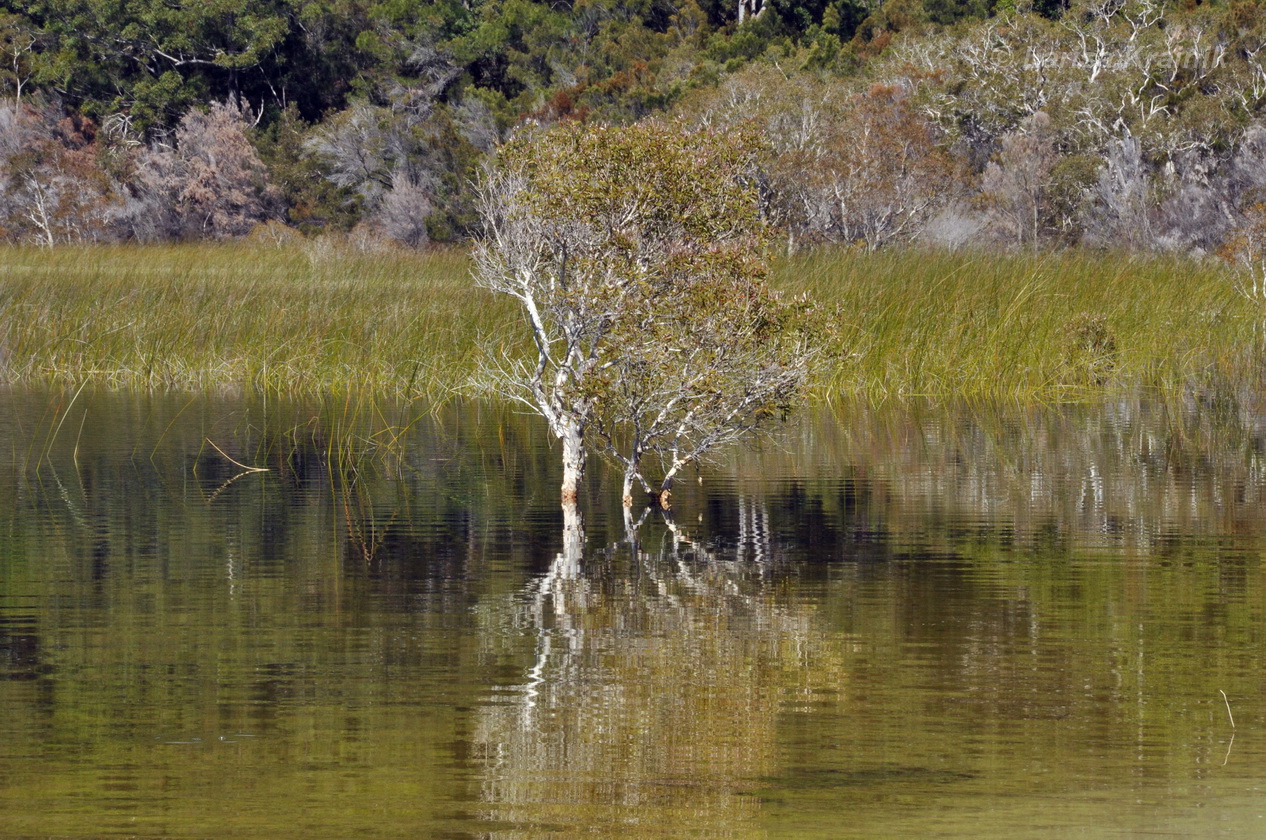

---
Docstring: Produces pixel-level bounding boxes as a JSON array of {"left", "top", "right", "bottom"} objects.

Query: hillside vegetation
[{"left": 1, "top": 0, "right": 1266, "bottom": 272}]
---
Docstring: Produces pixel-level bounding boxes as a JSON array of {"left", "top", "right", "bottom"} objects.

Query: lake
[{"left": 1, "top": 388, "right": 1264, "bottom": 838}]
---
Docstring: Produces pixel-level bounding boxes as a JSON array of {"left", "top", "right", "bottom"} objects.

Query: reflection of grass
[
  {"left": 0, "top": 242, "right": 513, "bottom": 397},
  {"left": 0, "top": 243, "right": 1254, "bottom": 402}
]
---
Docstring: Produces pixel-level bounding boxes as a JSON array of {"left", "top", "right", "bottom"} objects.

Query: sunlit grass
[
  {"left": 0, "top": 242, "right": 1259, "bottom": 403},
  {"left": 773, "top": 248, "right": 1258, "bottom": 402},
  {"left": 0, "top": 242, "right": 515, "bottom": 398}
]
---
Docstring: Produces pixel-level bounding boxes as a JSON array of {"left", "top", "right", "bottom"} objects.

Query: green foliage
[
  {"left": 2, "top": 0, "right": 873, "bottom": 138},
  {"left": 4, "top": 0, "right": 292, "bottom": 129},
  {"left": 419, "top": 103, "right": 486, "bottom": 241},
  {"left": 476, "top": 120, "right": 819, "bottom": 496},
  {"left": 252, "top": 104, "right": 360, "bottom": 234},
  {"left": 508, "top": 121, "right": 764, "bottom": 250},
  {"left": 127, "top": 69, "right": 202, "bottom": 130},
  {"left": 923, "top": 0, "right": 993, "bottom": 25},
  {"left": 0, "top": 12, "right": 37, "bottom": 98},
  {"left": 1047, "top": 153, "right": 1102, "bottom": 241},
  {"left": 4, "top": 0, "right": 1266, "bottom": 250}
]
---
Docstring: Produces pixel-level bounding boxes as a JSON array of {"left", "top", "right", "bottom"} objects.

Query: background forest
[{"left": 2, "top": 0, "right": 1266, "bottom": 265}]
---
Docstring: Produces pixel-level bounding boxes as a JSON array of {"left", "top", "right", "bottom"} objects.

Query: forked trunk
[
  {"left": 658, "top": 459, "right": 686, "bottom": 509},
  {"left": 621, "top": 459, "right": 650, "bottom": 507},
  {"left": 623, "top": 504, "right": 651, "bottom": 545}
]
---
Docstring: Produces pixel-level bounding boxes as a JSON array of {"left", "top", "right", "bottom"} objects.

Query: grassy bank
[
  {"left": 0, "top": 242, "right": 1257, "bottom": 402},
  {"left": 780, "top": 248, "right": 1256, "bottom": 402},
  {"left": 0, "top": 243, "right": 513, "bottom": 397}
]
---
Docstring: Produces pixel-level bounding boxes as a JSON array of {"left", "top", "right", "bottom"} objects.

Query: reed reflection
[
  {"left": 473, "top": 500, "right": 844, "bottom": 839},
  {"left": 717, "top": 395, "right": 1266, "bottom": 551}
]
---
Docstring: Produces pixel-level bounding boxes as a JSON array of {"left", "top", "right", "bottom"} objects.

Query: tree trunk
[
  {"left": 560, "top": 499, "right": 584, "bottom": 578},
  {"left": 658, "top": 459, "right": 685, "bottom": 509},
  {"left": 623, "top": 503, "right": 637, "bottom": 541},
  {"left": 657, "top": 475, "right": 675, "bottom": 509},
  {"left": 620, "top": 457, "right": 650, "bottom": 507},
  {"left": 559, "top": 419, "right": 585, "bottom": 503}
]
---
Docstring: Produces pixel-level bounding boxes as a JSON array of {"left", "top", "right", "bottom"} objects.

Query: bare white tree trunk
[
  {"left": 622, "top": 469, "right": 638, "bottom": 508},
  {"left": 620, "top": 453, "right": 652, "bottom": 507},
  {"left": 737, "top": 0, "right": 765, "bottom": 24},
  {"left": 475, "top": 123, "right": 813, "bottom": 514},
  {"left": 560, "top": 499, "right": 584, "bottom": 578},
  {"left": 657, "top": 460, "right": 684, "bottom": 509},
  {"left": 3, "top": 29, "right": 36, "bottom": 104},
  {"left": 559, "top": 418, "right": 585, "bottom": 504},
  {"left": 24, "top": 177, "right": 56, "bottom": 248}
]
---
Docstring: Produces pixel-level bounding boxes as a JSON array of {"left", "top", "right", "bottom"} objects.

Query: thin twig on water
[
  {"left": 1220, "top": 689, "right": 1236, "bottom": 729},
  {"left": 205, "top": 438, "right": 269, "bottom": 473}
]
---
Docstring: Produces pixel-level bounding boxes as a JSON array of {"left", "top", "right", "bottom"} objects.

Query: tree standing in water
[{"left": 474, "top": 120, "right": 819, "bottom": 506}]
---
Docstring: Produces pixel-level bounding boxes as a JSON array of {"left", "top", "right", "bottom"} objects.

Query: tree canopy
[{"left": 474, "top": 120, "right": 820, "bottom": 505}]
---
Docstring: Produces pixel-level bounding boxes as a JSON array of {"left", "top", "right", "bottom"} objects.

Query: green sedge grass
[{"left": 0, "top": 242, "right": 1257, "bottom": 404}]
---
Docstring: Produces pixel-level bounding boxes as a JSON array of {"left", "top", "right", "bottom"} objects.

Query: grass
[
  {"left": 0, "top": 242, "right": 514, "bottom": 398},
  {"left": 775, "top": 248, "right": 1259, "bottom": 402},
  {"left": 0, "top": 241, "right": 1259, "bottom": 403}
]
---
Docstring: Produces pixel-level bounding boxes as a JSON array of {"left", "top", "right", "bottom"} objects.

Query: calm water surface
[{"left": 1, "top": 389, "right": 1265, "bottom": 838}]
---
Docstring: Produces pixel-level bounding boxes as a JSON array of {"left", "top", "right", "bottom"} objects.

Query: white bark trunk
[
  {"left": 737, "top": 0, "right": 765, "bottom": 24},
  {"left": 620, "top": 456, "right": 650, "bottom": 507},
  {"left": 622, "top": 469, "right": 637, "bottom": 507},
  {"left": 623, "top": 504, "right": 638, "bottom": 542},
  {"left": 560, "top": 499, "right": 584, "bottom": 578},
  {"left": 559, "top": 418, "right": 585, "bottom": 503},
  {"left": 658, "top": 458, "right": 687, "bottom": 508}
]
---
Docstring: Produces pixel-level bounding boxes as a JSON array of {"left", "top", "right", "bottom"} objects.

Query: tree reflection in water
[{"left": 473, "top": 500, "right": 844, "bottom": 839}]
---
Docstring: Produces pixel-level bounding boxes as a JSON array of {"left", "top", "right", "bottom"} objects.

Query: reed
[
  {"left": 774, "top": 248, "right": 1258, "bottom": 402},
  {"left": 0, "top": 242, "right": 1259, "bottom": 403},
  {"left": 0, "top": 241, "right": 514, "bottom": 398}
]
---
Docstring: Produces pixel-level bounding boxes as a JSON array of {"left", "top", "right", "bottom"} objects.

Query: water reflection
[
  {"left": 2, "top": 389, "right": 1266, "bottom": 837},
  {"left": 718, "top": 395, "right": 1266, "bottom": 552},
  {"left": 474, "top": 503, "right": 843, "bottom": 839}
]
